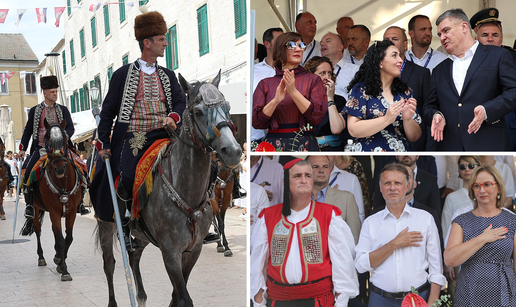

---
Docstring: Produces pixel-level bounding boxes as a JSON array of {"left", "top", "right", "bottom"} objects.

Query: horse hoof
[
  {"left": 217, "top": 246, "right": 225, "bottom": 253},
  {"left": 56, "top": 265, "right": 63, "bottom": 274},
  {"left": 224, "top": 250, "right": 233, "bottom": 257},
  {"left": 38, "top": 259, "right": 47, "bottom": 266},
  {"left": 53, "top": 257, "right": 61, "bottom": 265},
  {"left": 61, "top": 274, "right": 72, "bottom": 281}
]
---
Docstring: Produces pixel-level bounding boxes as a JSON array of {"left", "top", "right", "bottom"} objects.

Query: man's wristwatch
[{"left": 328, "top": 100, "right": 335, "bottom": 107}]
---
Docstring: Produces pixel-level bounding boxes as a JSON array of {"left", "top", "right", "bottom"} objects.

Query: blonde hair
[{"left": 468, "top": 165, "right": 505, "bottom": 209}]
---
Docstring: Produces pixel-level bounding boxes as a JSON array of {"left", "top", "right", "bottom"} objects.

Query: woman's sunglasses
[
  {"left": 285, "top": 41, "right": 307, "bottom": 51},
  {"left": 459, "top": 163, "right": 478, "bottom": 171}
]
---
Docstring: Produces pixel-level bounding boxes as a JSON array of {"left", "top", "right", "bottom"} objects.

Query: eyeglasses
[
  {"left": 459, "top": 163, "right": 478, "bottom": 171},
  {"left": 285, "top": 41, "right": 307, "bottom": 51},
  {"left": 471, "top": 181, "right": 497, "bottom": 191}
]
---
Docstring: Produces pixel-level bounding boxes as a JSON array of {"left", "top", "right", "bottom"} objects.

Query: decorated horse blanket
[
  {"left": 132, "top": 138, "right": 170, "bottom": 218},
  {"left": 24, "top": 154, "right": 87, "bottom": 187}
]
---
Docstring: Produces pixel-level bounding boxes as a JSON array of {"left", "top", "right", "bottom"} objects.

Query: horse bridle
[
  {"left": 158, "top": 89, "right": 235, "bottom": 252},
  {"left": 44, "top": 127, "right": 80, "bottom": 216}
]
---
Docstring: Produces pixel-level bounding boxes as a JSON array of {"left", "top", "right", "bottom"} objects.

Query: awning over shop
[{"left": 71, "top": 110, "right": 97, "bottom": 144}]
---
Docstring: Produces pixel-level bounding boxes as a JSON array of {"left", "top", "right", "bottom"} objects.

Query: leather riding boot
[
  {"left": 121, "top": 217, "right": 139, "bottom": 251},
  {"left": 77, "top": 186, "right": 91, "bottom": 215},
  {"left": 232, "top": 175, "right": 246, "bottom": 199},
  {"left": 24, "top": 189, "right": 35, "bottom": 218}
]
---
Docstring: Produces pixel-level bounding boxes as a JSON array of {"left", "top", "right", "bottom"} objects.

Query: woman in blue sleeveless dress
[{"left": 445, "top": 165, "right": 516, "bottom": 307}]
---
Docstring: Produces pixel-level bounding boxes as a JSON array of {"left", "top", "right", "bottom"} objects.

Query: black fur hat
[{"left": 40, "top": 76, "right": 59, "bottom": 90}]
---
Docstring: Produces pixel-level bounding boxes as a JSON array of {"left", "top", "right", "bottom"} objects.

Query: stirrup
[
  {"left": 77, "top": 203, "right": 91, "bottom": 215},
  {"left": 25, "top": 205, "right": 35, "bottom": 219}
]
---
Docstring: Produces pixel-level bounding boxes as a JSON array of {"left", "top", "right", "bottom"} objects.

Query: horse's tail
[
  {"left": 93, "top": 219, "right": 118, "bottom": 254},
  {"left": 19, "top": 211, "right": 45, "bottom": 236}
]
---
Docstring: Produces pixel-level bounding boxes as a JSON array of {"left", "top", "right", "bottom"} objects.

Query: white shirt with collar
[
  {"left": 252, "top": 58, "right": 277, "bottom": 141},
  {"left": 343, "top": 54, "right": 364, "bottom": 67},
  {"left": 355, "top": 204, "right": 446, "bottom": 293},
  {"left": 329, "top": 166, "right": 364, "bottom": 222},
  {"left": 405, "top": 46, "right": 447, "bottom": 73},
  {"left": 450, "top": 41, "right": 479, "bottom": 96},
  {"left": 251, "top": 202, "right": 359, "bottom": 307},
  {"left": 334, "top": 57, "right": 359, "bottom": 100},
  {"left": 441, "top": 187, "right": 472, "bottom": 238},
  {"left": 138, "top": 58, "right": 157, "bottom": 74},
  {"left": 302, "top": 39, "right": 322, "bottom": 65},
  {"left": 250, "top": 157, "right": 284, "bottom": 207}
]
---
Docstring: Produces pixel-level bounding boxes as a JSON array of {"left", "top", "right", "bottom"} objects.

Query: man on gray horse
[
  {"left": 19, "top": 75, "right": 90, "bottom": 218},
  {"left": 90, "top": 9, "right": 186, "bottom": 251}
]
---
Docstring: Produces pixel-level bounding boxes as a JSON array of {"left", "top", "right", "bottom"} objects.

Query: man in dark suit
[
  {"left": 423, "top": 8, "right": 516, "bottom": 151},
  {"left": 470, "top": 8, "right": 516, "bottom": 150},
  {"left": 383, "top": 26, "right": 431, "bottom": 150},
  {"left": 373, "top": 155, "right": 441, "bottom": 221}
]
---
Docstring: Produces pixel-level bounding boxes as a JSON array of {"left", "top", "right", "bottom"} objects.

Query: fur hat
[
  {"left": 40, "top": 76, "right": 59, "bottom": 90},
  {"left": 134, "top": 11, "right": 167, "bottom": 41}
]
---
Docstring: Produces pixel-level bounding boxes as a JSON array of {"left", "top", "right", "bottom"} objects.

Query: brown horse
[
  {"left": 210, "top": 160, "right": 237, "bottom": 257},
  {"left": 0, "top": 139, "right": 8, "bottom": 220},
  {"left": 20, "top": 119, "right": 82, "bottom": 281}
]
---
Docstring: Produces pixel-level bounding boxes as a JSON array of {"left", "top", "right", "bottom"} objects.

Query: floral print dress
[{"left": 343, "top": 83, "right": 422, "bottom": 152}]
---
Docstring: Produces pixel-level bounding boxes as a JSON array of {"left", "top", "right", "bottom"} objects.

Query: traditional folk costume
[
  {"left": 89, "top": 11, "right": 186, "bottom": 250},
  {"left": 19, "top": 75, "right": 89, "bottom": 218},
  {"left": 250, "top": 159, "right": 359, "bottom": 307}
]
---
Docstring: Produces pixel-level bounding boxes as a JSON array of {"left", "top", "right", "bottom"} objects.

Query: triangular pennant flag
[
  {"left": 35, "top": 8, "right": 47, "bottom": 23},
  {"left": 0, "top": 9, "right": 9, "bottom": 23},
  {"left": 55, "top": 7, "right": 65, "bottom": 27},
  {"left": 5, "top": 72, "right": 15, "bottom": 80},
  {"left": 15, "top": 9, "right": 27, "bottom": 26},
  {"left": 89, "top": 3, "right": 101, "bottom": 13},
  {"left": 0, "top": 74, "right": 5, "bottom": 85},
  {"left": 20, "top": 71, "right": 26, "bottom": 79}
]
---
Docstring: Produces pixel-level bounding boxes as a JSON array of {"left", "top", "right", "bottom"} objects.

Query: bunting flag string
[
  {"left": 0, "top": 2, "right": 135, "bottom": 27},
  {"left": 0, "top": 72, "right": 15, "bottom": 85}
]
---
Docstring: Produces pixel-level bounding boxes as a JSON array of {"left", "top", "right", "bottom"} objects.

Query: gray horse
[{"left": 96, "top": 71, "right": 242, "bottom": 307}]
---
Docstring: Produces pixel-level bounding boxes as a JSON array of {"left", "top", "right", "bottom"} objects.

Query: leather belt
[{"left": 370, "top": 282, "right": 430, "bottom": 300}]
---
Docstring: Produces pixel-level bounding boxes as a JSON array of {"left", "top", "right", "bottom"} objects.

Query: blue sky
[{"left": 1, "top": 1, "right": 67, "bottom": 63}]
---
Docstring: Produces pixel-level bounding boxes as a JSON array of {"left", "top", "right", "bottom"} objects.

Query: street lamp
[{"left": 90, "top": 86, "right": 99, "bottom": 108}]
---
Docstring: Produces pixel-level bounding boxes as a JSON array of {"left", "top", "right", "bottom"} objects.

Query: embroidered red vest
[{"left": 260, "top": 201, "right": 341, "bottom": 284}]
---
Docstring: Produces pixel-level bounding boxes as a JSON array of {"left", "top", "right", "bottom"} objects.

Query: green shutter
[
  {"left": 70, "top": 39, "right": 75, "bottom": 66},
  {"left": 104, "top": 5, "right": 110, "bottom": 36},
  {"left": 108, "top": 67, "right": 113, "bottom": 84},
  {"left": 197, "top": 4, "right": 209, "bottom": 56},
  {"left": 67, "top": 0, "right": 71, "bottom": 16},
  {"left": 74, "top": 91, "right": 79, "bottom": 112},
  {"left": 233, "top": 0, "right": 246, "bottom": 38},
  {"left": 91, "top": 17, "right": 97, "bottom": 47},
  {"left": 122, "top": 55, "right": 129, "bottom": 65},
  {"left": 70, "top": 94, "right": 75, "bottom": 113},
  {"left": 62, "top": 50, "right": 67, "bottom": 75},
  {"left": 83, "top": 84, "right": 89, "bottom": 110},
  {"left": 80, "top": 29, "right": 85, "bottom": 57},
  {"left": 139, "top": 0, "right": 149, "bottom": 6},
  {"left": 119, "top": 0, "right": 126, "bottom": 23},
  {"left": 166, "top": 25, "right": 179, "bottom": 70}
]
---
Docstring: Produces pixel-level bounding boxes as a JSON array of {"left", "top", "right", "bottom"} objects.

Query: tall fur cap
[{"left": 134, "top": 11, "right": 167, "bottom": 41}]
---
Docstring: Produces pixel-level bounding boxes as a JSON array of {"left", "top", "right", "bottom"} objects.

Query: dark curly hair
[
  {"left": 346, "top": 39, "right": 408, "bottom": 97},
  {"left": 304, "top": 56, "right": 336, "bottom": 82}
]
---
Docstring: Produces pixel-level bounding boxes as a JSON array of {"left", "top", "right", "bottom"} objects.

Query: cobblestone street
[{"left": 0, "top": 196, "right": 247, "bottom": 306}]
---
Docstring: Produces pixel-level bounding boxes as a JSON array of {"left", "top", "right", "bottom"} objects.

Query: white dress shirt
[
  {"left": 250, "top": 182, "right": 271, "bottom": 246},
  {"left": 495, "top": 161, "right": 515, "bottom": 199},
  {"left": 434, "top": 155, "right": 459, "bottom": 190},
  {"left": 441, "top": 187, "right": 472, "bottom": 238},
  {"left": 250, "top": 157, "right": 284, "bottom": 207},
  {"left": 405, "top": 46, "right": 448, "bottom": 73},
  {"left": 355, "top": 204, "right": 446, "bottom": 292},
  {"left": 138, "top": 58, "right": 157, "bottom": 74},
  {"left": 302, "top": 39, "right": 322, "bottom": 65},
  {"left": 450, "top": 41, "right": 479, "bottom": 96},
  {"left": 334, "top": 57, "right": 359, "bottom": 100},
  {"left": 329, "top": 166, "right": 364, "bottom": 222},
  {"left": 252, "top": 58, "right": 277, "bottom": 141},
  {"left": 343, "top": 54, "right": 364, "bottom": 67},
  {"left": 251, "top": 202, "right": 359, "bottom": 307}
]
